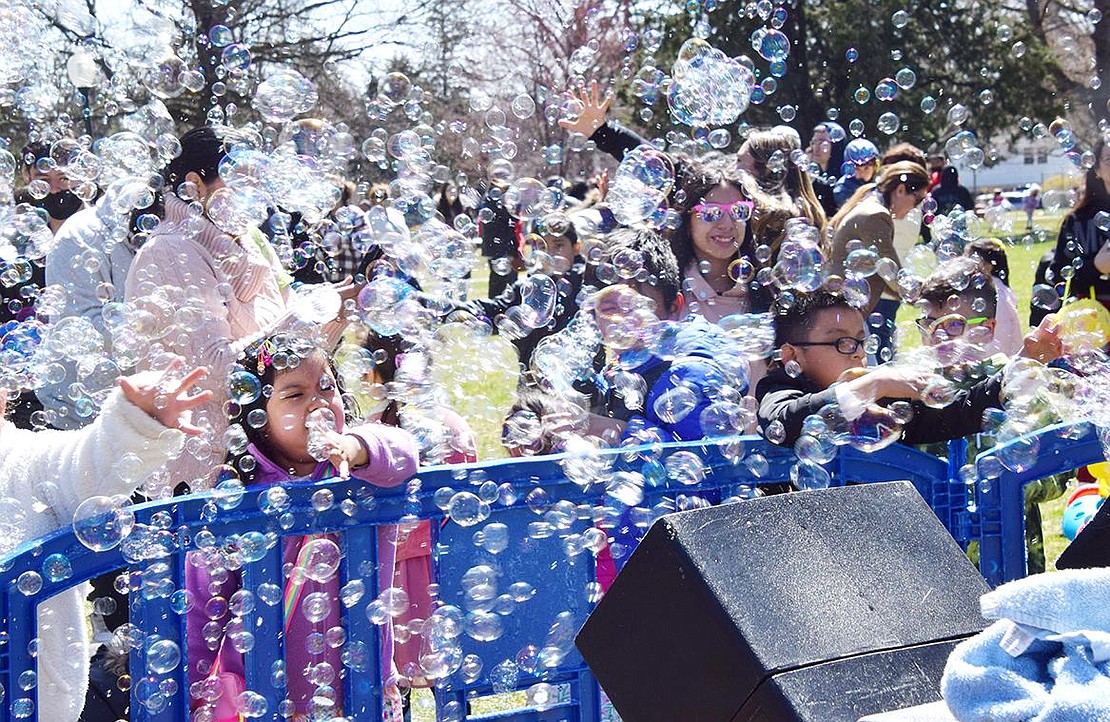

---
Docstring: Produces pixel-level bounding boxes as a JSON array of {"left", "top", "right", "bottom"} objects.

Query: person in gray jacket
[{"left": 36, "top": 176, "right": 150, "bottom": 429}]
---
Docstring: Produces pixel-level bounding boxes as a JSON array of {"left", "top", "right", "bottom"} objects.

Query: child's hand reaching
[
  {"left": 306, "top": 408, "right": 367, "bottom": 479},
  {"left": 118, "top": 363, "right": 212, "bottom": 435},
  {"left": 557, "top": 79, "right": 613, "bottom": 137},
  {"left": 842, "top": 364, "right": 944, "bottom": 403},
  {"left": 314, "top": 431, "right": 367, "bottom": 480},
  {"left": 1019, "top": 313, "right": 1064, "bottom": 364}
]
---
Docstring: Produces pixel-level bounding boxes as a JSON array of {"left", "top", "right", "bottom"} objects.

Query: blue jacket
[{"left": 604, "top": 316, "right": 747, "bottom": 442}]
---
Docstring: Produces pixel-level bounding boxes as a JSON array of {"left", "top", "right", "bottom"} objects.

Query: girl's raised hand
[
  {"left": 557, "top": 79, "right": 613, "bottom": 138},
  {"left": 118, "top": 363, "right": 212, "bottom": 435}
]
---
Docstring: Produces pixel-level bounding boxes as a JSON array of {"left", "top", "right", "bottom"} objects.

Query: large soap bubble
[
  {"left": 253, "top": 68, "right": 318, "bottom": 123},
  {"left": 668, "top": 38, "right": 755, "bottom": 127},
  {"left": 74, "top": 495, "right": 136, "bottom": 552},
  {"left": 607, "top": 145, "right": 675, "bottom": 225}
]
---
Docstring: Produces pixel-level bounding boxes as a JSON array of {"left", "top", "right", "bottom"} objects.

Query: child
[
  {"left": 917, "top": 258, "right": 1068, "bottom": 574},
  {"left": 0, "top": 360, "right": 211, "bottom": 722},
  {"left": 961, "top": 240, "right": 1023, "bottom": 357},
  {"left": 756, "top": 291, "right": 1062, "bottom": 448},
  {"left": 185, "top": 335, "right": 419, "bottom": 722}
]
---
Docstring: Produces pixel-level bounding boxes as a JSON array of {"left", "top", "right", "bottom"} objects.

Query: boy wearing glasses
[{"left": 756, "top": 290, "right": 1062, "bottom": 448}]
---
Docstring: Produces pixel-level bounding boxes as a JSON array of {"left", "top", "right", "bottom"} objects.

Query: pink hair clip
[{"left": 256, "top": 340, "right": 276, "bottom": 375}]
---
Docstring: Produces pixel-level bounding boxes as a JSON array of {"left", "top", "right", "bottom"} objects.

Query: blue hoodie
[{"left": 618, "top": 315, "right": 748, "bottom": 442}]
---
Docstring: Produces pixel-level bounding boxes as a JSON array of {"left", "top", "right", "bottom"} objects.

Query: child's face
[
  {"left": 918, "top": 297, "right": 996, "bottom": 353},
  {"left": 785, "top": 307, "right": 868, "bottom": 389},
  {"left": 690, "top": 183, "right": 748, "bottom": 265},
  {"left": 262, "top": 352, "right": 344, "bottom": 474},
  {"left": 543, "top": 233, "right": 579, "bottom": 270}
]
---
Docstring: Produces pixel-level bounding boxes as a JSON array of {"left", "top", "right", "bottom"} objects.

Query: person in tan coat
[{"left": 826, "top": 161, "right": 931, "bottom": 361}]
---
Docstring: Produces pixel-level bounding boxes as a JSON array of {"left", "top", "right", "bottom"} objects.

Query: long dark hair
[
  {"left": 129, "top": 126, "right": 230, "bottom": 239},
  {"left": 1069, "top": 138, "right": 1110, "bottom": 218}
]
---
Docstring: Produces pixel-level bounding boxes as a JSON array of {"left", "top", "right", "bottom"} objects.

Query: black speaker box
[{"left": 576, "top": 481, "right": 989, "bottom": 722}]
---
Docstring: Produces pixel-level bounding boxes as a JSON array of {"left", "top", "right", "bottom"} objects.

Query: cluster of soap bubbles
[{"left": 668, "top": 38, "right": 755, "bottom": 127}]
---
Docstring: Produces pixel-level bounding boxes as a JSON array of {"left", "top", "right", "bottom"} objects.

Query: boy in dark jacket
[{"left": 756, "top": 290, "right": 1062, "bottom": 449}]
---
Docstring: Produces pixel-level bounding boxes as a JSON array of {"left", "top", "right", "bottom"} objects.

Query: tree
[
  {"left": 625, "top": 0, "right": 1065, "bottom": 154},
  {"left": 1020, "top": 0, "right": 1109, "bottom": 142}
]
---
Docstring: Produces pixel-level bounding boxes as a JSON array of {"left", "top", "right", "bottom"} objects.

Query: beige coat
[{"left": 828, "top": 193, "right": 899, "bottom": 313}]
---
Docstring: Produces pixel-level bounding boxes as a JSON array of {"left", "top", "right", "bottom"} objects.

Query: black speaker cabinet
[{"left": 576, "top": 481, "right": 989, "bottom": 722}]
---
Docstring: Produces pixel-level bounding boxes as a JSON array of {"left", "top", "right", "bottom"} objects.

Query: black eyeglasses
[{"left": 790, "top": 337, "right": 866, "bottom": 355}]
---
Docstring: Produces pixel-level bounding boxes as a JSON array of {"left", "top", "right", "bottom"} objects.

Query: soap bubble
[
  {"left": 378, "top": 72, "right": 413, "bottom": 106},
  {"left": 143, "top": 52, "right": 186, "bottom": 99},
  {"left": 41, "top": 553, "right": 72, "bottom": 583},
  {"left": 448, "top": 492, "right": 490, "bottom": 527},
  {"left": 875, "top": 78, "right": 898, "bottom": 101},
  {"left": 253, "top": 68, "right": 318, "bottom": 123},
  {"left": 791, "top": 459, "right": 831, "bottom": 491},
  {"left": 607, "top": 145, "right": 675, "bottom": 225},
  {"left": 503, "top": 178, "right": 557, "bottom": 220},
  {"left": 235, "top": 691, "right": 268, "bottom": 718},
  {"left": 665, "top": 451, "right": 706, "bottom": 485},
  {"left": 511, "top": 94, "right": 536, "bottom": 119},
  {"left": 668, "top": 38, "right": 755, "bottom": 127},
  {"left": 305, "top": 407, "right": 338, "bottom": 462},
  {"left": 877, "top": 112, "right": 899, "bottom": 135},
  {"left": 146, "top": 639, "right": 181, "bottom": 674},
  {"left": 895, "top": 68, "right": 917, "bottom": 89},
  {"left": 751, "top": 28, "right": 790, "bottom": 62},
  {"left": 16, "top": 571, "right": 42, "bottom": 596},
  {"left": 74, "top": 495, "right": 135, "bottom": 551},
  {"left": 653, "top": 385, "right": 699, "bottom": 424},
  {"left": 204, "top": 184, "right": 271, "bottom": 236},
  {"left": 300, "top": 539, "right": 342, "bottom": 582}
]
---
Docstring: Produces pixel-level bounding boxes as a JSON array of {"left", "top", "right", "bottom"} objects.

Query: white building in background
[{"left": 955, "top": 138, "right": 1080, "bottom": 193}]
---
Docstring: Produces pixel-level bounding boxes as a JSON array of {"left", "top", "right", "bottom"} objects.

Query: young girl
[
  {"left": 185, "top": 334, "right": 419, "bottom": 722},
  {"left": 0, "top": 360, "right": 211, "bottom": 722},
  {"left": 352, "top": 329, "right": 477, "bottom": 695},
  {"left": 670, "top": 158, "right": 791, "bottom": 322}
]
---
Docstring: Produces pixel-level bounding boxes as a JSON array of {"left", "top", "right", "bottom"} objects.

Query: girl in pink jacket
[{"left": 185, "top": 334, "right": 419, "bottom": 722}]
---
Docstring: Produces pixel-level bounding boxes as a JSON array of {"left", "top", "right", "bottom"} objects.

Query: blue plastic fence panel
[
  {"left": 973, "top": 422, "right": 1105, "bottom": 586},
  {"left": 4, "top": 430, "right": 1102, "bottom": 722}
]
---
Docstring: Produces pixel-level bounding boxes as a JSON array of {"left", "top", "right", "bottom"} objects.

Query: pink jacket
[
  {"left": 185, "top": 421, "right": 419, "bottom": 719},
  {"left": 124, "top": 195, "right": 294, "bottom": 489}
]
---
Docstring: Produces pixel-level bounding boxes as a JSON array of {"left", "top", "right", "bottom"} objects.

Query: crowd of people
[{"left": 2, "top": 80, "right": 1110, "bottom": 722}]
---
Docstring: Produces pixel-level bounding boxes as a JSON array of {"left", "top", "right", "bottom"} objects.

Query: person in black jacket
[
  {"left": 452, "top": 224, "right": 591, "bottom": 367},
  {"left": 930, "top": 166, "right": 975, "bottom": 216},
  {"left": 756, "top": 291, "right": 1063, "bottom": 449},
  {"left": 1049, "top": 138, "right": 1110, "bottom": 308},
  {"left": 479, "top": 181, "right": 522, "bottom": 298}
]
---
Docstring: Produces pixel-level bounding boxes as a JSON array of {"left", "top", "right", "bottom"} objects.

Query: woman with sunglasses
[
  {"left": 670, "top": 159, "right": 789, "bottom": 322},
  {"left": 826, "top": 160, "right": 932, "bottom": 362}
]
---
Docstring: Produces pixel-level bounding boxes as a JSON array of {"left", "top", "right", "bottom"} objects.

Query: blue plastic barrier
[
  {"left": 970, "top": 422, "right": 1105, "bottom": 586},
  {"left": 0, "top": 431, "right": 1098, "bottom": 722}
]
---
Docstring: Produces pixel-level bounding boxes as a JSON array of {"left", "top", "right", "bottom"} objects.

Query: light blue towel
[{"left": 941, "top": 568, "right": 1110, "bottom": 722}]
